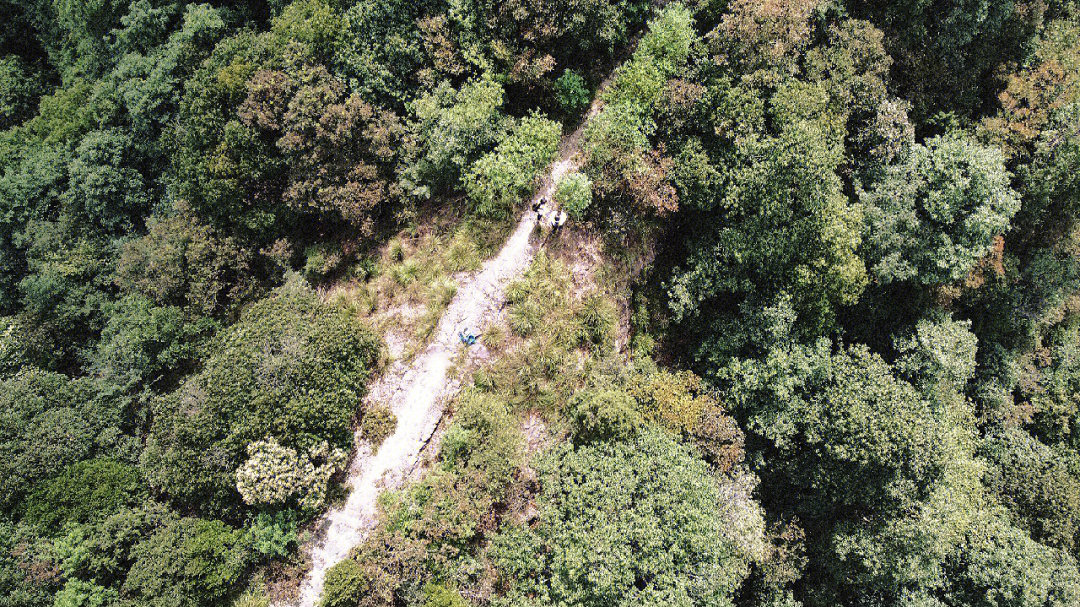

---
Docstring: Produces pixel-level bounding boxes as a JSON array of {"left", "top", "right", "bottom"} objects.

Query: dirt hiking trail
[{"left": 290, "top": 76, "right": 613, "bottom": 607}]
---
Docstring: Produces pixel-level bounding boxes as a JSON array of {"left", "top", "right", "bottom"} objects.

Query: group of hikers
[
  {"left": 533, "top": 197, "right": 567, "bottom": 234},
  {"left": 460, "top": 196, "right": 569, "bottom": 347}
]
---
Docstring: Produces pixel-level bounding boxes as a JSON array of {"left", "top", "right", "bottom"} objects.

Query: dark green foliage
[
  {"left": 980, "top": 429, "right": 1080, "bottom": 552},
  {"left": 4, "top": 3, "right": 1080, "bottom": 607},
  {"left": 142, "top": 277, "right": 380, "bottom": 515},
  {"left": 54, "top": 502, "right": 178, "bottom": 589},
  {"left": 320, "top": 558, "right": 369, "bottom": 607},
  {"left": 114, "top": 209, "right": 258, "bottom": 318},
  {"left": 567, "top": 387, "right": 642, "bottom": 441},
  {"left": 494, "top": 429, "right": 763, "bottom": 607},
  {"left": 554, "top": 69, "right": 591, "bottom": 115},
  {"left": 0, "top": 517, "right": 55, "bottom": 607},
  {"left": 123, "top": 516, "right": 251, "bottom": 607},
  {"left": 0, "top": 368, "right": 127, "bottom": 508},
  {"left": 15, "top": 221, "right": 115, "bottom": 369},
  {"left": 63, "top": 129, "right": 149, "bottom": 233},
  {"left": 847, "top": 0, "right": 1050, "bottom": 119},
  {"left": 862, "top": 134, "right": 1021, "bottom": 285},
  {"left": 0, "top": 56, "right": 47, "bottom": 129},
  {"left": 22, "top": 458, "right": 146, "bottom": 534},
  {"left": 726, "top": 340, "right": 950, "bottom": 519},
  {"left": 90, "top": 295, "right": 217, "bottom": 392}
]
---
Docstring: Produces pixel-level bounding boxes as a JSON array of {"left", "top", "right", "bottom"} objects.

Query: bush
[
  {"left": 495, "top": 430, "right": 764, "bottom": 607},
  {"left": 554, "top": 70, "right": 590, "bottom": 115},
  {"left": 303, "top": 244, "right": 344, "bottom": 282},
  {"left": 0, "top": 369, "right": 128, "bottom": 508},
  {"left": 555, "top": 172, "right": 593, "bottom": 220},
  {"left": 319, "top": 558, "right": 368, "bottom": 607},
  {"left": 361, "top": 406, "right": 398, "bottom": 448},
  {"left": 22, "top": 458, "right": 146, "bottom": 533},
  {"left": 246, "top": 511, "right": 299, "bottom": 560},
  {"left": 465, "top": 114, "right": 561, "bottom": 218},
  {"left": 53, "top": 579, "right": 119, "bottom": 607},
  {"left": 141, "top": 278, "right": 381, "bottom": 515},
  {"left": 91, "top": 295, "right": 217, "bottom": 391},
  {"left": 124, "top": 516, "right": 251, "bottom": 607},
  {"left": 422, "top": 583, "right": 469, "bottom": 607},
  {"left": 567, "top": 388, "right": 641, "bottom": 442},
  {"left": 440, "top": 392, "right": 524, "bottom": 497},
  {"left": 234, "top": 438, "right": 346, "bottom": 512}
]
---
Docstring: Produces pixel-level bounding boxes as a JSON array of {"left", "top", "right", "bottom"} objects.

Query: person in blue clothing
[{"left": 458, "top": 326, "right": 478, "bottom": 346}]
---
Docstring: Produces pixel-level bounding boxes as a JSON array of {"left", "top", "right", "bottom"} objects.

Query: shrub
[
  {"left": 124, "top": 517, "right": 251, "bottom": 607},
  {"left": 0, "top": 369, "right": 127, "bottom": 509},
  {"left": 91, "top": 295, "right": 217, "bottom": 391},
  {"left": 303, "top": 244, "right": 344, "bottom": 282},
  {"left": 465, "top": 114, "right": 561, "bottom": 218},
  {"left": 234, "top": 438, "right": 346, "bottom": 512},
  {"left": 575, "top": 293, "right": 616, "bottom": 350},
  {"left": 319, "top": 558, "right": 368, "bottom": 607},
  {"left": 495, "top": 430, "right": 764, "bottom": 607},
  {"left": 23, "top": 458, "right": 146, "bottom": 533},
  {"left": 422, "top": 583, "right": 469, "bottom": 607},
  {"left": 567, "top": 388, "right": 641, "bottom": 442},
  {"left": 246, "top": 511, "right": 299, "bottom": 560},
  {"left": 440, "top": 392, "right": 524, "bottom": 497},
  {"left": 141, "top": 278, "right": 381, "bottom": 515},
  {"left": 555, "top": 172, "right": 593, "bottom": 219},
  {"left": 554, "top": 70, "right": 590, "bottom": 115},
  {"left": 361, "top": 406, "right": 398, "bottom": 448},
  {"left": 53, "top": 579, "right": 119, "bottom": 607}
]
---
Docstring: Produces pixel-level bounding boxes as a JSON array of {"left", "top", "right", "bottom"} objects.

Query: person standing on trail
[
  {"left": 551, "top": 209, "right": 567, "bottom": 234},
  {"left": 534, "top": 197, "right": 547, "bottom": 223}
]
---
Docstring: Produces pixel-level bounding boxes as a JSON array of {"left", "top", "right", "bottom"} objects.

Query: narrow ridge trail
[{"left": 290, "top": 77, "right": 612, "bottom": 607}]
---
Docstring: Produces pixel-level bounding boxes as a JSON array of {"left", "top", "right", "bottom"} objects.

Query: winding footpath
[{"left": 290, "top": 80, "right": 609, "bottom": 607}]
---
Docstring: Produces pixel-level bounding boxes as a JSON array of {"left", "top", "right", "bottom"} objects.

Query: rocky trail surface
[{"left": 289, "top": 75, "right": 612, "bottom": 607}]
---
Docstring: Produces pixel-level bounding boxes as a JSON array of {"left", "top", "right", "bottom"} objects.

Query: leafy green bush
[
  {"left": 246, "top": 511, "right": 299, "bottom": 560},
  {"left": 554, "top": 172, "right": 593, "bottom": 220},
  {"left": 53, "top": 502, "right": 178, "bottom": 588},
  {"left": 91, "top": 295, "right": 217, "bottom": 391},
  {"left": 401, "top": 78, "right": 508, "bottom": 197},
  {"left": 319, "top": 558, "right": 368, "bottom": 607},
  {"left": 465, "top": 114, "right": 561, "bottom": 218},
  {"left": 361, "top": 406, "right": 398, "bottom": 448},
  {"left": 554, "top": 69, "right": 590, "bottom": 115},
  {"left": 422, "top": 582, "right": 468, "bottom": 607},
  {"left": 303, "top": 244, "right": 344, "bottom": 282},
  {"left": 124, "top": 516, "right": 251, "bottom": 607},
  {"left": 142, "top": 278, "right": 381, "bottom": 515},
  {"left": 440, "top": 391, "right": 524, "bottom": 497},
  {"left": 567, "top": 388, "right": 641, "bottom": 442},
  {"left": 22, "top": 458, "right": 145, "bottom": 534},
  {"left": 0, "top": 369, "right": 128, "bottom": 509},
  {"left": 494, "top": 430, "right": 764, "bottom": 607},
  {"left": 52, "top": 579, "right": 119, "bottom": 607}
]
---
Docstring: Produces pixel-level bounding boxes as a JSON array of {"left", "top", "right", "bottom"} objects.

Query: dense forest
[{"left": 4, "top": 0, "right": 1080, "bottom": 606}]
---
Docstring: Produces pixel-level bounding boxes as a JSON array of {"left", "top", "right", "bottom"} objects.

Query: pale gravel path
[{"left": 290, "top": 86, "right": 610, "bottom": 607}]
